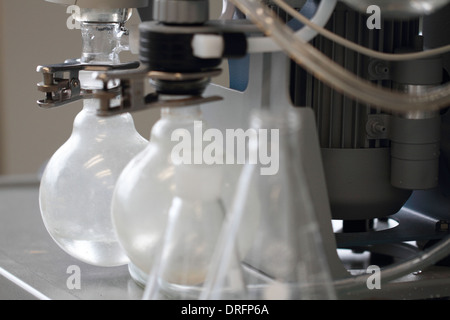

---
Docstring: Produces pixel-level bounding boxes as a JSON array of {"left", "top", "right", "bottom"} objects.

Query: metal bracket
[
  {"left": 36, "top": 59, "right": 140, "bottom": 109},
  {"left": 93, "top": 68, "right": 224, "bottom": 116}
]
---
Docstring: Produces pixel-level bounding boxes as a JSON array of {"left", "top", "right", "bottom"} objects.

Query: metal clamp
[
  {"left": 37, "top": 59, "right": 140, "bottom": 108},
  {"left": 93, "top": 68, "right": 224, "bottom": 116}
]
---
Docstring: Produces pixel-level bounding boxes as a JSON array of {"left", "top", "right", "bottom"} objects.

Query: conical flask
[
  {"left": 142, "top": 157, "right": 227, "bottom": 300},
  {"left": 112, "top": 104, "right": 256, "bottom": 287},
  {"left": 202, "top": 108, "right": 337, "bottom": 300}
]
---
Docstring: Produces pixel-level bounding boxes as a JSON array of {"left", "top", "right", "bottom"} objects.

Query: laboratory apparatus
[
  {"left": 201, "top": 107, "right": 337, "bottom": 300},
  {"left": 34, "top": 0, "right": 450, "bottom": 300},
  {"left": 37, "top": 1, "right": 149, "bottom": 266},
  {"left": 108, "top": 14, "right": 251, "bottom": 287}
]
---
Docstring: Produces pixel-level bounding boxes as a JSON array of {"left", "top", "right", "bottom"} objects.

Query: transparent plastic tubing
[
  {"left": 272, "top": 0, "right": 450, "bottom": 61},
  {"left": 231, "top": 0, "right": 450, "bottom": 295},
  {"left": 231, "top": 0, "right": 450, "bottom": 113}
]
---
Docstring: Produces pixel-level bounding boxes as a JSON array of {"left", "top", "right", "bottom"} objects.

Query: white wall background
[{"left": 0, "top": 0, "right": 227, "bottom": 175}]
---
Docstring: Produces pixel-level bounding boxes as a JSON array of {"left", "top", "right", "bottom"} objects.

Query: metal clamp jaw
[
  {"left": 37, "top": 59, "right": 223, "bottom": 116},
  {"left": 36, "top": 59, "right": 140, "bottom": 109},
  {"left": 93, "top": 68, "right": 224, "bottom": 116}
]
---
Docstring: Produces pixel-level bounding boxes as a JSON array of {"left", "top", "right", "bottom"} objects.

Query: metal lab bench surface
[{"left": 0, "top": 175, "right": 145, "bottom": 300}]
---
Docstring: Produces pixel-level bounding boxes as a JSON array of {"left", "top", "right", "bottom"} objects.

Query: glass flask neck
[
  {"left": 79, "top": 9, "right": 130, "bottom": 91},
  {"left": 150, "top": 105, "right": 204, "bottom": 143},
  {"left": 82, "top": 99, "right": 100, "bottom": 113},
  {"left": 73, "top": 100, "right": 138, "bottom": 139},
  {"left": 80, "top": 22, "right": 125, "bottom": 65},
  {"left": 78, "top": 7, "right": 131, "bottom": 65},
  {"left": 160, "top": 105, "right": 203, "bottom": 120}
]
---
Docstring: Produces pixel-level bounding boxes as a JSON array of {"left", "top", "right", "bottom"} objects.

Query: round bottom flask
[
  {"left": 39, "top": 14, "right": 148, "bottom": 267},
  {"left": 39, "top": 99, "right": 148, "bottom": 266},
  {"left": 112, "top": 106, "right": 204, "bottom": 283},
  {"left": 112, "top": 105, "right": 258, "bottom": 286}
]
